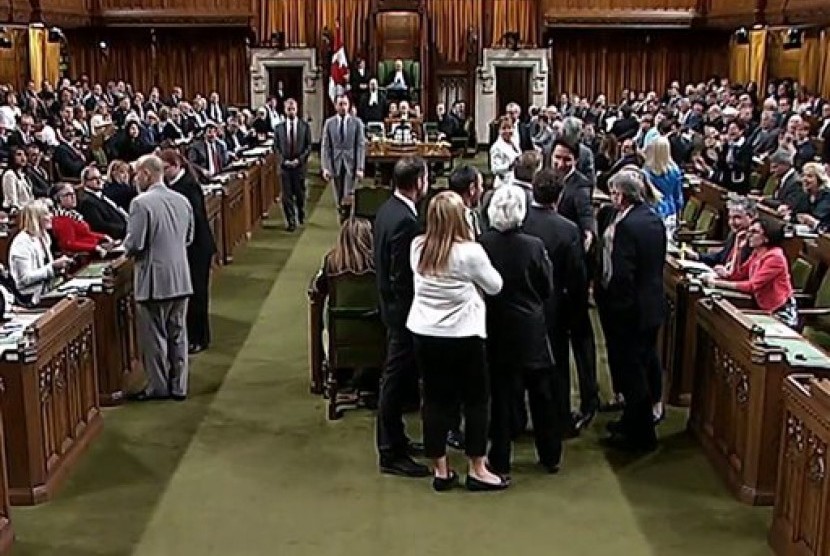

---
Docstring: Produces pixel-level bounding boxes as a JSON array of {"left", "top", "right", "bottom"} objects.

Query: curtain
[
  {"left": 258, "top": 0, "right": 308, "bottom": 46},
  {"left": 729, "top": 39, "right": 750, "bottom": 84},
  {"left": 316, "top": 0, "right": 371, "bottom": 60},
  {"left": 766, "top": 29, "right": 800, "bottom": 82},
  {"left": 748, "top": 28, "right": 767, "bottom": 89},
  {"left": 552, "top": 29, "right": 729, "bottom": 101},
  {"left": 491, "top": 0, "right": 538, "bottom": 47},
  {"left": 67, "top": 28, "right": 249, "bottom": 105},
  {"left": 28, "top": 27, "right": 45, "bottom": 89},
  {"left": 427, "top": 0, "right": 482, "bottom": 64},
  {"left": 799, "top": 30, "right": 821, "bottom": 94}
]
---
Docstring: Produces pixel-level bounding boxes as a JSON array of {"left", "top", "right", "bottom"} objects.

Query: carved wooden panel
[
  {"left": 96, "top": 0, "right": 255, "bottom": 25},
  {"left": 435, "top": 73, "right": 468, "bottom": 112},
  {"left": 542, "top": 0, "right": 699, "bottom": 7},
  {"left": 37, "top": 0, "right": 92, "bottom": 26},
  {"left": 0, "top": 29, "right": 29, "bottom": 92},
  {"left": 376, "top": 11, "right": 419, "bottom": 60}
]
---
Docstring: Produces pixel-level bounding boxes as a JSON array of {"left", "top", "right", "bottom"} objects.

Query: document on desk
[
  {"left": 675, "top": 259, "right": 714, "bottom": 275},
  {"left": 747, "top": 314, "right": 801, "bottom": 339}
]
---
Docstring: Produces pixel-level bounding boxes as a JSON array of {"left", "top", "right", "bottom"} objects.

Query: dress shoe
[
  {"left": 380, "top": 456, "right": 430, "bottom": 478},
  {"left": 406, "top": 441, "right": 425, "bottom": 456},
  {"left": 188, "top": 344, "right": 206, "bottom": 355},
  {"left": 465, "top": 474, "right": 510, "bottom": 492},
  {"left": 127, "top": 391, "right": 168, "bottom": 402},
  {"left": 446, "top": 430, "right": 465, "bottom": 450},
  {"left": 286, "top": 223, "right": 296, "bottom": 232},
  {"left": 432, "top": 470, "right": 459, "bottom": 492},
  {"left": 540, "top": 462, "right": 560, "bottom": 474},
  {"left": 170, "top": 394, "right": 187, "bottom": 402},
  {"left": 574, "top": 409, "right": 596, "bottom": 432}
]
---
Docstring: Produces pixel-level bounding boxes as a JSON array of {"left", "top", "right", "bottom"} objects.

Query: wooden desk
[
  {"left": 217, "top": 173, "right": 246, "bottom": 264},
  {"left": 367, "top": 142, "right": 453, "bottom": 185},
  {"left": 0, "top": 409, "right": 13, "bottom": 554},
  {"left": 204, "top": 188, "right": 226, "bottom": 266},
  {"left": 690, "top": 298, "right": 830, "bottom": 505},
  {"left": 769, "top": 374, "right": 830, "bottom": 556},
  {"left": 0, "top": 298, "right": 102, "bottom": 505}
]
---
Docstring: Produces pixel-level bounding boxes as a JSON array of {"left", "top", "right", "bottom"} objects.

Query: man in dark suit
[
  {"left": 53, "top": 127, "right": 88, "bottom": 180},
  {"left": 24, "top": 143, "right": 51, "bottom": 199},
  {"left": 688, "top": 195, "right": 755, "bottom": 269},
  {"left": 747, "top": 110, "right": 779, "bottom": 156},
  {"left": 505, "top": 102, "right": 533, "bottom": 152},
  {"left": 77, "top": 165, "right": 128, "bottom": 239},
  {"left": 610, "top": 106, "right": 639, "bottom": 140},
  {"left": 373, "top": 156, "right": 430, "bottom": 478},
  {"left": 8, "top": 114, "right": 36, "bottom": 150},
  {"left": 550, "top": 138, "right": 599, "bottom": 433},
  {"left": 206, "top": 91, "right": 226, "bottom": 125},
  {"left": 162, "top": 149, "right": 217, "bottom": 354},
  {"left": 350, "top": 58, "right": 371, "bottom": 105},
  {"left": 762, "top": 149, "right": 809, "bottom": 215},
  {"left": 358, "top": 79, "right": 385, "bottom": 123},
  {"left": 523, "top": 168, "right": 588, "bottom": 437},
  {"left": 713, "top": 120, "right": 753, "bottom": 194},
  {"left": 602, "top": 172, "right": 666, "bottom": 452},
  {"left": 187, "top": 123, "right": 230, "bottom": 178},
  {"left": 274, "top": 99, "right": 312, "bottom": 232}
]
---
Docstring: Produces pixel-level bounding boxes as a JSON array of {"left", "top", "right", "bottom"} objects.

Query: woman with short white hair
[{"left": 479, "top": 185, "right": 561, "bottom": 477}]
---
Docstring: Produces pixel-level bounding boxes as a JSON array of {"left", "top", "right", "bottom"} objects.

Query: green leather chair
[
  {"left": 325, "top": 273, "right": 385, "bottom": 420},
  {"left": 352, "top": 186, "right": 393, "bottom": 221},
  {"left": 377, "top": 60, "right": 421, "bottom": 101}
]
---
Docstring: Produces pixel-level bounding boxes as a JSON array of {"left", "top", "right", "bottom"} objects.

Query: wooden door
[
  {"left": 268, "top": 67, "right": 304, "bottom": 116},
  {"left": 495, "top": 67, "right": 531, "bottom": 114},
  {"left": 376, "top": 11, "right": 419, "bottom": 60}
]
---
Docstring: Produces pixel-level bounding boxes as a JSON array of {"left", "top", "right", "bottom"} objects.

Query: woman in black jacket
[{"left": 159, "top": 148, "right": 217, "bottom": 354}]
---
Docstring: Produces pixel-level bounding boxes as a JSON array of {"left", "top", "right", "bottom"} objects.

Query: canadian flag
[{"left": 328, "top": 21, "right": 349, "bottom": 104}]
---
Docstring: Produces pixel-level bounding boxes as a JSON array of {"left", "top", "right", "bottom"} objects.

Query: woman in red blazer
[
  {"left": 703, "top": 218, "right": 797, "bottom": 327},
  {"left": 51, "top": 183, "right": 111, "bottom": 257}
]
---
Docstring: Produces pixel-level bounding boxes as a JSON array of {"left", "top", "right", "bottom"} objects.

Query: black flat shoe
[
  {"left": 380, "top": 456, "right": 430, "bottom": 478},
  {"left": 188, "top": 344, "right": 206, "bottom": 354},
  {"left": 432, "top": 470, "right": 459, "bottom": 492},
  {"left": 127, "top": 391, "right": 169, "bottom": 402},
  {"left": 466, "top": 474, "right": 509, "bottom": 492},
  {"left": 171, "top": 394, "right": 187, "bottom": 402},
  {"left": 540, "top": 462, "right": 560, "bottom": 474}
]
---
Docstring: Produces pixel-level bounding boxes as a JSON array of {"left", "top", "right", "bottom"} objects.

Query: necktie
[
  {"left": 210, "top": 143, "right": 221, "bottom": 174},
  {"left": 288, "top": 120, "right": 295, "bottom": 158},
  {"left": 339, "top": 116, "right": 345, "bottom": 142}
]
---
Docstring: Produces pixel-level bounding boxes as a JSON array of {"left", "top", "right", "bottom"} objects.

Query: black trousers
[
  {"left": 489, "top": 363, "right": 562, "bottom": 474},
  {"left": 413, "top": 335, "right": 488, "bottom": 459},
  {"left": 615, "top": 323, "right": 660, "bottom": 444},
  {"left": 376, "top": 327, "right": 419, "bottom": 460},
  {"left": 551, "top": 303, "right": 599, "bottom": 415},
  {"left": 186, "top": 254, "right": 211, "bottom": 348},
  {"left": 595, "top": 292, "right": 625, "bottom": 395},
  {"left": 281, "top": 166, "right": 307, "bottom": 225}
]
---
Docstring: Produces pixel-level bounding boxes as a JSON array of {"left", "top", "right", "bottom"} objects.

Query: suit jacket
[
  {"left": 188, "top": 139, "right": 230, "bottom": 176},
  {"left": 103, "top": 180, "right": 137, "bottom": 212},
  {"left": 714, "top": 138, "right": 753, "bottom": 194},
  {"left": 794, "top": 140, "right": 818, "bottom": 170},
  {"left": 205, "top": 102, "right": 226, "bottom": 124},
  {"left": 577, "top": 143, "right": 596, "bottom": 186},
  {"left": 558, "top": 170, "right": 596, "bottom": 236},
  {"left": 611, "top": 116, "right": 639, "bottom": 140},
  {"left": 373, "top": 195, "right": 420, "bottom": 330},
  {"left": 321, "top": 115, "right": 366, "bottom": 197},
  {"left": 124, "top": 183, "right": 194, "bottom": 302},
  {"left": 700, "top": 231, "right": 752, "bottom": 269},
  {"left": 77, "top": 189, "right": 128, "bottom": 239},
  {"left": 523, "top": 206, "right": 588, "bottom": 331},
  {"left": 358, "top": 92, "right": 386, "bottom": 123},
  {"left": 479, "top": 229, "right": 554, "bottom": 369},
  {"left": 274, "top": 118, "right": 312, "bottom": 171},
  {"left": 169, "top": 170, "right": 217, "bottom": 264},
  {"left": 685, "top": 112, "right": 704, "bottom": 133},
  {"left": 748, "top": 126, "right": 779, "bottom": 155},
  {"left": 606, "top": 203, "right": 666, "bottom": 329},
  {"left": 25, "top": 165, "right": 50, "bottom": 199},
  {"left": 766, "top": 171, "right": 808, "bottom": 213},
  {"left": 7, "top": 129, "right": 35, "bottom": 150},
  {"left": 53, "top": 142, "right": 87, "bottom": 179}
]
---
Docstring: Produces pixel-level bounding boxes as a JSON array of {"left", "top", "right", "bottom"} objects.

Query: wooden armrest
[
  {"left": 690, "top": 239, "right": 725, "bottom": 248},
  {"left": 675, "top": 229, "right": 709, "bottom": 241}
]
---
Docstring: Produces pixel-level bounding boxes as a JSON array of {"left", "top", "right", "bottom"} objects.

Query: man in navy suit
[
  {"left": 274, "top": 99, "right": 312, "bottom": 231},
  {"left": 373, "top": 156, "right": 430, "bottom": 478}
]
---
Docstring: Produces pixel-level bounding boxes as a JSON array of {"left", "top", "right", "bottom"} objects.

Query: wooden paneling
[
  {"left": 35, "top": 0, "right": 92, "bottom": 27},
  {"left": 0, "top": 29, "right": 30, "bottom": 91},
  {"left": 376, "top": 11, "right": 419, "bottom": 60},
  {"left": 95, "top": 0, "right": 255, "bottom": 25},
  {"left": 66, "top": 27, "right": 249, "bottom": 104},
  {"left": 542, "top": 0, "right": 698, "bottom": 8},
  {"left": 550, "top": 29, "right": 729, "bottom": 101},
  {"left": 767, "top": 30, "right": 802, "bottom": 81}
]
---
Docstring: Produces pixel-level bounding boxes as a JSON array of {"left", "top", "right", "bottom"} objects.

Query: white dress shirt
[{"left": 406, "top": 237, "right": 502, "bottom": 339}]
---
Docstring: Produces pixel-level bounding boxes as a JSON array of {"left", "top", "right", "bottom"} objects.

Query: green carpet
[{"left": 7, "top": 161, "right": 773, "bottom": 555}]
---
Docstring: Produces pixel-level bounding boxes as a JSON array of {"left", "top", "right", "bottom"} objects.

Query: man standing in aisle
[
  {"left": 126, "top": 154, "right": 194, "bottom": 402},
  {"left": 321, "top": 94, "right": 366, "bottom": 220},
  {"left": 274, "top": 98, "right": 312, "bottom": 232}
]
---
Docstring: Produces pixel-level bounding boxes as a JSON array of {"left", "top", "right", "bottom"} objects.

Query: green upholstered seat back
[
  {"left": 763, "top": 175, "right": 780, "bottom": 197},
  {"left": 695, "top": 207, "right": 718, "bottom": 236},
  {"left": 790, "top": 257, "right": 815, "bottom": 291},
  {"left": 327, "top": 273, "right": 385, "bottom": 370},
  {"left": 353, "top": 187, "right": 393, "bottom": 220},
  {"left": 682, "top": 197, "right": 701, "bottom": 225}
]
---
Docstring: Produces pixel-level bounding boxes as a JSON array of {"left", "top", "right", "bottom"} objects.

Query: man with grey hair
[
  {"left": 748, "top": 110, "right": 780, "bottom": 156},
  {"left": 686, "top": 194, "right": 755, "bottom": 270},
  {"left": 762, "top": 148, "right": 808, "bottom": 215},
  {"left": 562, "top": 116, "right": 596, "bottom": 185},
  {"left": 126, "top": 154, "right": 195, "bottom": 402},
  {"left": 479, "top": 185, "right": 560, "bottom": 474}
]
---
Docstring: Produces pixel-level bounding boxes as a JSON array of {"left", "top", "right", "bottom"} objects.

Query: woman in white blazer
[
  {"left": 2, "top": 148, "right": 34, "bottom": 210},
  {"left": 489, "top": 117, "right": 520, "bottom": 189},
  {"left": 9, "top": 200, "right": 72, "bottom": 305}
]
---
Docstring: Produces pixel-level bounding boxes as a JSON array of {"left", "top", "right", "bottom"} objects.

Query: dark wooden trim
[
  {"left": 95, "top": 8, "right": 252, "bottom": 27},
  {"left": 544, "top": 8, "right": 699, "bottom": 28}
]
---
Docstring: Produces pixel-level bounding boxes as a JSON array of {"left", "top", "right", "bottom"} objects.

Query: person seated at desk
[
  {"left": 77, "top": 165, "right": 128, "bottom": 240},
  {"left": 104, "top": 160, "right": 137, "bottom": 212},
  {"left": 24, "top": 143, "right": 51, "bottom": 199},
  {"left": 703, "top": 218, "right": 798, "bottom": 328},
  {"left": 384, "top": 59, "right": 413, "bottom": 101},
  {"left": 157, "top": 106, "right": 184, "bottom": 143},
  {"left": 794, "top": 162, "right": 830, "bottom": 233},
  {"left": 2, "top": 147, "right": 34, "bottom": 210},
  {"left": 53, "top": 127, "right": 89, "bottom": 180},
  {"left": 686, "top": 195, "right": 754, "bottom": 270},
  {"left": 8, "top": 200, "right": 72, "bottom": 306},
  {"left": 50, "top": 183, "right": 114, "bottom": 257},
  {"left": 110, "top": 120, "right": 155, "bottom": 163},
  {"left": 188, "top": 122, "right": 230, "bottom": 179},
  {"left": 760, "top": 149, "right": 809, "bottom": 216}
]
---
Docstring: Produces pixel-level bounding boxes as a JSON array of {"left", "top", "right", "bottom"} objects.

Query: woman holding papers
[{"left": 702, "top": 218, "right": 797, "bottom": 328}]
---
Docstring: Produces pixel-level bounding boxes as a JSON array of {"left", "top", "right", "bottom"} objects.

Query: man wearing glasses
[{"left": 77, "top": 165, "right": 129, "bottom": 239}]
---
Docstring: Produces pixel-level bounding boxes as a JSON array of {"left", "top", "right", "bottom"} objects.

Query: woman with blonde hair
[
  {"left": 312, "top": 217, "right": 375, "bottom": 295},
  {"left": 406, "top": 191, "right": 504, "bottom": 492},
  {"left": 104, "top": 159, "right": 137, "bottom": 212},
  {"left": 643, "top": 136, "right": 683, "bottom": 234},
  {"left": 795, "top": 162, "right": 830, "bottom": 232},
  {"left": 8, "top": 200, "right": 72, "bottom": 305}
]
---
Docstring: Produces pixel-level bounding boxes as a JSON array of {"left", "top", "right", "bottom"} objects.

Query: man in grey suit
[
  {"left": 125, "top": 154, "right": 195, "bottom": 402},
  {"left": 274, "top": 98, "right": 312, "bottom": 231},
  {"left": 321, "top": 94, "right": 366, "bottom": 219}
]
